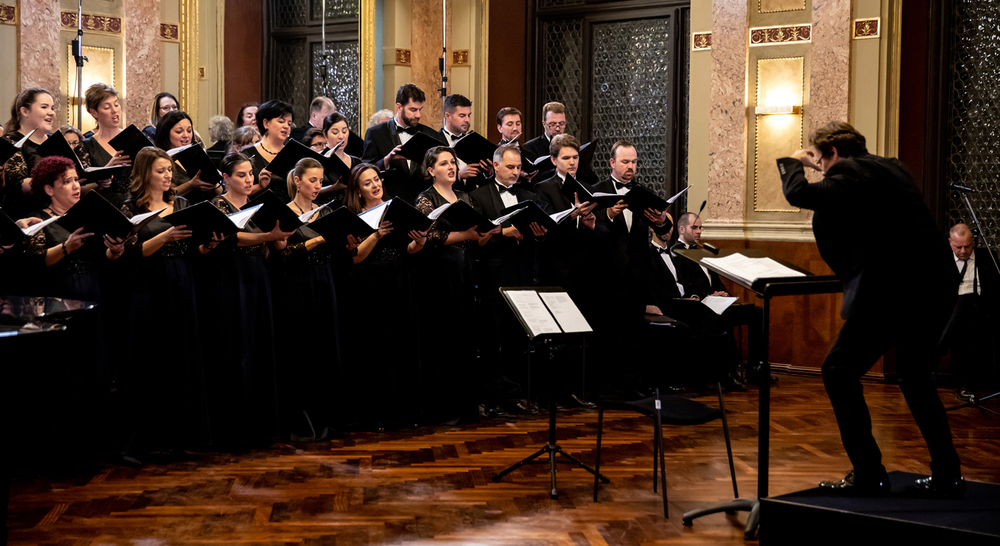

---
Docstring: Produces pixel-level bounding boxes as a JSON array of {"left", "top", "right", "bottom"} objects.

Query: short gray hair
[
  {"left": 209, "top": 115, "right": 234, "bottom": 142},
  {"left": 493, "top": 144, "right": 521, "bottom": 163}
]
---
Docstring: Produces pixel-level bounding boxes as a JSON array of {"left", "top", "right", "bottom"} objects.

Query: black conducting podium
[
  {"left": 491, "top": 287, "right": 610, "bottom": 498},
  {"left": 674, "top": 249, "right": 842, "bottom": 539}
]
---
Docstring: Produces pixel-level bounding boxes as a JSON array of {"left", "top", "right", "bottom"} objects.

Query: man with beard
[
  {"left": 439, "top": 94, "right": 492, "bottom": 191},
  {"left": 361, "top": 83, "right": 442, "bottom": 203}
]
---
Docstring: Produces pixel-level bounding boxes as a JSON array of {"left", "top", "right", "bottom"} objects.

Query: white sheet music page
[
  {"left": 505, "top": 290, "right": 562, "bottom": 338},
  {"left": 539, "top": 292, "right": 593, "bottom": 333},
  {"left": 701, "top": 253, "right": 805, "bottom": 283},
  {"left": 701, "top": 295, "right": 738, "bottom": 315}
]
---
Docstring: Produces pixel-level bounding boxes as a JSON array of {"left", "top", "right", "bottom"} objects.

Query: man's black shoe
[
  {"left": 956, "top": 387, "right": 975, "bottom": 402},
  {"left": 723, "top": 373, "right": 748, "bottom": 392},
  {"left": 483, "top": 405, "right": 509, "bottom": 419},
  {"left": 818, "top": 469, "right": 891, "bottom": 496},
  {"left": 567, "top": 394, "right": 597, "bottom": 409},
  {"left": 511, "top": 402, "right": 539, "bottom": 415},
  {"left": 911, "top": 475, "right": 967, "bottom": 498}
]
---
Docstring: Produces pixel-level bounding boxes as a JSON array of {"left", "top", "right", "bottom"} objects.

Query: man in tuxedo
[
  {"left": 521, "top": 102, "right": 566, "bottom": 185},
  {"left": 944, "top": 223, "right": 999, "bottom": 402},
  {"left": 534, "top": 134, "right": 602, "bottom": 408},
  {"left": 289, "top": 96, "right": 336, "bottom": 144},
  {"left": 471, "top": 144, "right": 548, "bottom": 416},
  {"left": 439, "top": 94, "right": 492, "bottom": 191},
  {"left": 361, "top": 83, "right": 443, "bottom": 204},
  {"left": 496, "top": 107, "right": 522, "bottom": 146},
  {"left": 781, "top": 121, "right": 963, "bottom": 497}
]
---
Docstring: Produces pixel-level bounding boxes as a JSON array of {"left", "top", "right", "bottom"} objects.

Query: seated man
[
  {"left": 646, "top": 217, "right": 744, "bottom": 391},
  {"left": 944, "top": 223, "right": 999, "bottom": 401}
]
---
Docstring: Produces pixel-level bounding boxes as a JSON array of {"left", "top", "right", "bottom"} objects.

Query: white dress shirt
[
  {"left": 496, "top": 182, "right": 518, "bottom": 208},
  {"left": 442, "top": 129, "right": 469, "bottom": 174},
  {"left": 395, "top": 120, "right": 415, "bottom": 169},
  {"left": 610, "top": 175, "right": 632, "bottom": 232},
  {"left": 956, "top": 252, "right": 978, "bottom": 296},
  {"left": 653, "top": 241, "right": 685, "bottom": 296}
]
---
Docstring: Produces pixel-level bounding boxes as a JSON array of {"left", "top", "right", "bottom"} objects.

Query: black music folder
[
  {"left": 500, "top": 200, "right": 560, "bottom": 232},
  {"left": 242, "top": 189, "right": 303, "bottom": 232},
  {"left": 561, "top": 175, "right": 621, "bottom": 208},
  {"left": 57, "top": 191, "right": 164, "bottom": 240},
  {"left": 452, "top": 132, "right": 498, "bottom": 166},
  {"left": 357, "top": 199, "right": 433, "bottom": 235},
  {"left": 623, "top": 184, "right": 690, "bottom": 213},
  {"left": 0, "top": 208, "right": 60, "bottom": 245},
  {"left": 108, "top": 124, "right": 154, "bottom": 161},
  {"left": 0, "top": 130, "right": 33, "bottom": 166},
  {"left": 579, "top": 141, "right": 596, "bottom": 169},
  {"left": 427, "top": 199, "right": 501, "bottom": 233},
  {"left": 163, "top": 201, "right": 262, "bottom": 242},
  {"left": 397, "top": 131, "right": 447, "bottom": 163},
  {"left": 266, "top": 139, "right": 351, "bottom": 184},
  {"left": 167, "top": 143, "right": 223, "bottom": 185},
  {"left": 37, "top": 130, "right": 128, "bottom": 179},
  {"left": 307, "top": 206, "right": 376, "bottom": 244}
]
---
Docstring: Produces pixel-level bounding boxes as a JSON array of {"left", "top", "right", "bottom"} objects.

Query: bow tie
[
  {"left": 614, "top": 180, "right": 636, "bottom": 191},
  {"left": 444, "top": 130, "right": 466, "bottom": 141},
  {"left": 499, "top": 138, "right": 518, "bottom": 147},
  {"left": 397, "top": 124, "right": 417, "bottom": 135},
  {"left": 497, "top": 184, "right": 517, "bottom": 195},
  {"left": 657, "top": 246, "right": 672, "bottom": 255}
]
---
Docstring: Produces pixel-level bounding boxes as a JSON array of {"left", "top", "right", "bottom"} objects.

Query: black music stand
[
  {"left": 673, "top": 249, "right": 842, "bottom": 539},
  {"left": 491, "top": 287, "right": 610, "bottom": 498}
]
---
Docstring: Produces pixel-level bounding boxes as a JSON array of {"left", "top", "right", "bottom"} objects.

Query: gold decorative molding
[
  {"left": 703, "top": 221, "right": 814, "bottom": 242},
  {"left": 395, "top": 48, "right": 411, "bottom": 66},
  {"left": 179, "top": 0, "right": 199, "bottom": 123},
  {"left": 758, "top": 0, "right": 806, "bottom": 14},
  {"left": 0, "top": 3, "right": 16, "bottom": 25},
  {"left": 752, "top": 56, "right": 804, "bottom": 213},
  {"left": 853, "top": 17, "right": 880, "bottom": 40},
  {"left": 66, "top": 45, "right": 115, "bottom": 130},
  {"left": 475, "top": 0, "right": 490, "bottom": 136},
  {"left": 60, "top": 11, "right": 122, "bottom": 35},
  {"left": 750, "top": 24, "right": 812, "bottom": 46},
  {"left": 360, "top": 0, "right": 376, "bottom": 131},
  {"left": 452, "top": 49, "right": 469, "bottom": 66},
  {"left": 692, "top": 32, "right": 711, "bottom": 51},
  {"left": 885, "top": 2, "right": 901, "bottom": 157},
  {"left": 159, "top": 23, "right": 179, "bottom": 42}
]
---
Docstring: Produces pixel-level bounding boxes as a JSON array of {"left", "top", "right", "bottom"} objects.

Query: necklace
[
  {"left": 260, "top": 141, "right": 280, "bottom": 155},
  {"left": 292, "top": 201, "right": 314, "bottom": 215}
]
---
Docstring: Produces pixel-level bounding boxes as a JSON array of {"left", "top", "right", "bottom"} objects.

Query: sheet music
[
  {"left": 427, "top": 202, "right": 452, "bottom": 220},
  {"left": 549, "top": 206, "right": 578, "bottom": 224},
  {"left": 14, "top": 129, "right": 35, "bottom": 148},
  {"left": 701, "top": 253, "right": 806, "bottom": 283},
  {"left": 666, "top": 184, "right": 692, "bottom": 204},
  {"left": 539, "top": 292, "right": 593, "bottom": 333},
  {"left": 492, "top": 206, "right": 526, "bottom": 225},
  {"left": 505, "top": 290, "right": 562, "bottom": 338},
  {"left": 20, "top": 215, "right": 60, "bottom": 237},
  {"left": 701, "top": 295, "right": 738, "bottom": 315},
  {"left": 129, "top": 207, "right": 167, "bottom": 226},
  {"left": 228, "top": 204, "right": 263, "bottom": 229},
  {"left": 358, "top": 199, "right": 389, "bottom": 229},
  {"left": 298, "top": 203, "right": 329, "bottom": 223},
  {"left": 165, "top": 143, "right": 197, "bottom": 157}
]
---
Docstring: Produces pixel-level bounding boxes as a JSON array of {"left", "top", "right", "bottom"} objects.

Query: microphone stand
[
  {"left": 947, "top": 184, "right": 1000, "bottom": 418},
  {"left": 71, "top": 0, "right": 89, "bottom": 129}
]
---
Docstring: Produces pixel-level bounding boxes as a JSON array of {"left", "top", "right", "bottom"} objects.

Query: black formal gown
[
  {"left": 272, "top": 205, "right": 343, "bottom": 438},
  {"left": 196, "top": 196, "right": 280, "bottom": 446},
  {"left": 342, "top": 220, "right": 421, "bottom": 429},
  {"left": 82, "top": 136, "right": 132, "bottom": 209},
  {"left": 414, "top": 186, "right": 479, "bottom": 424},
  {"left": 244, "top": 145, "right": 290, "bottom": 204},
  {"left": 120, "top": 196, "right": 211, "bottom": 452},
  {"left": 2, "top": 132, "right": 45, "bottom": 218},
  {"left": 22, "top": 210, "right": 104, "bottom": 301}
]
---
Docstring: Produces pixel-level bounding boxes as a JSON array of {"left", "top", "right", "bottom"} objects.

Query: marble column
[
  {"left": 19, "top": 0, "right": 61, "bottom": 108},
  {"left": 707, "top": 0, "right": 748, "bottom": 223},
  {"left": 124, "top": 0, "right": 161, "bottom": 129},
  {"left": 809, "top": 0, "right": 851, "bottom": 132},
  {"left": 410, "top": 0, "right": 452, "bottom": 130}
]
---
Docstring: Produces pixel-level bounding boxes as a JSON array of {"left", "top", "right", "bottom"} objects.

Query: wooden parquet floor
[{"left": 8, "top": 375, "right": 1000, "bottom": 545}]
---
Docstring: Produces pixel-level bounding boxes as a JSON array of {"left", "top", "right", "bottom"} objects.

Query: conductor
[{"left": 778, "top": 121, "right": 965, "bottom": 497}]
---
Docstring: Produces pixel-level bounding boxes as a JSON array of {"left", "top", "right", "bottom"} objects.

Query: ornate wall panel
[
  {"left": 945, "top": 0, "right": 1000, "bottom": 249},
  {"left": 271, "top": 39, "right": 310, "bottom": 125},
  {"left": 311, "top": 41, "right": 360, "bottom": 130},
  {"left": 540, "top": 18, "right": 584, "bottom": 139},
  {"left": 272, "top": 0, "right": 310, "bottom": 28},
  {"left": 590, "top": 17, "right": 672, "bottom": 197},
  {"left": 312, "top": 0, "right": 360, "bottom": 19}
]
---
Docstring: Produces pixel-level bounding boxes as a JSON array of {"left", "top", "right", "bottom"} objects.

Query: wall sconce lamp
[{"left": 755, "top": 104, "right": 801, "bottom": 115}]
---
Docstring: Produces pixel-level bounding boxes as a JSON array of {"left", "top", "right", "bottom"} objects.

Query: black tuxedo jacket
[
  {"left": 670, "top": 240, "right": 727, "bottom": 298},
  {"left": 470, "top": 183, "right": 539, "bottom": 292},
  {"left": 780, "top": 154, "right": 956, "bottom": 319},
  {"left": 361, "top": 120, "right": 441, "bottom": 204},
  {"left": 289, "top": 121, "right": 316, "bottom": 145},
  {"left": 533, "top": 174, "right": 606, "bottom": 292},
  {"left": 646, "top": 244, "right": 726, "bottom": 334},
  {"left": 592, "top": 179, "right": 671, "bottom": 282}
]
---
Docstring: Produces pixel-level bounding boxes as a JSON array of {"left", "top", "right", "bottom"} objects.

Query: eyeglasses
[
  {"left": 309, "top": 142, "right": 326, "bottom": 150},
  {"left": 545, "top": 122, "right": 567, "bottom": 129}
]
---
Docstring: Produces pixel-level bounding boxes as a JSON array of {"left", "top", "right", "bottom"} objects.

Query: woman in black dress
[
  {"left": 414, "top": 147, "right": 499, "bottom": 424},
  {"left": 23, "top": 155, "right": 126, "bottom": 300},
  {"left": 343, "top": 163, "right": 427, "bottom": 430},
  {"left": 154, "top": 110, "right": 219, "bottom": 204},
  {"left": 200, "top": 153, "right": 293, "bottom": 447},
  {"left": 80, "top": 83, "right": 132, "bottom": 208},
  {"left": 119, "top": 146, "right": 219, "bottom": 461},
  {"left": 3, "top": 88, "right": 57, "bottom": 218},
  {"left": 243, "top": 100, "right": 294, "bottom": 202},
  {"left": 273, "top": 157, "right": 343, "bottom": 441}
]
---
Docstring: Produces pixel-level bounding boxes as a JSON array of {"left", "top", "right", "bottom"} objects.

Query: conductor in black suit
[
  {"left": 471, "top": 144, "right": 548, "bottom": 416},
  {"left": 780, "top": 121, "right": 964, "bottom": 497},
  {"left": 361, "top": 83, "right": 442, "bottom": 204},
  {"left": 944, "top": 223, "right": 999, "bottom": 402}
]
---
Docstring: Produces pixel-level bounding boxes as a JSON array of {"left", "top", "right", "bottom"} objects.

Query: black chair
[{"left": 592, "top": 384, "right": 740, "bottom": 518}]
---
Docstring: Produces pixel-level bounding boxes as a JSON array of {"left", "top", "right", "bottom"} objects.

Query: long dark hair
[
  {"left": 154, "top": 110, "right": 193, "bottom": 151},
  {"left": 149, "top": 92, "right": 179, "bottom": 128},
  {"left": 235, "top": 102, "right": 259, "bottom": 128},
  {"left": 421, "top": 146, "right": 457, "bottom": 181},
  {"left": 5, "top": 88, "right": 52, "bottom": 135}
]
